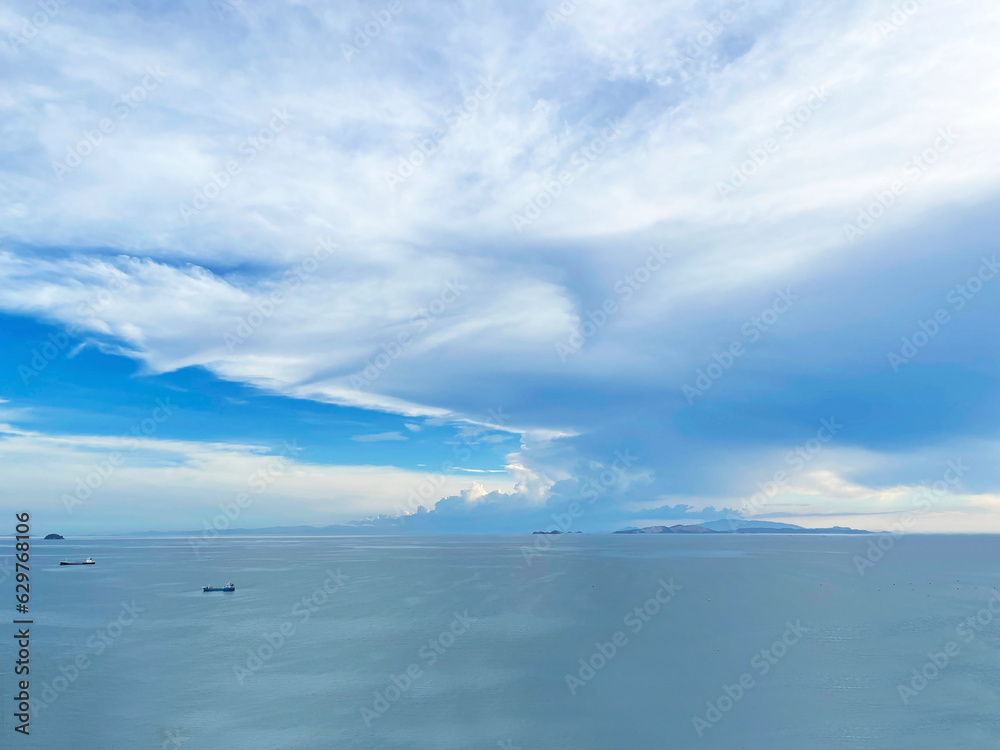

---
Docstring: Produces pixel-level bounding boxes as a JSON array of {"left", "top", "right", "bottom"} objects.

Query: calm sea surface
[{"left": 3, "top": 534, "right": 1000, "bottom": 749}]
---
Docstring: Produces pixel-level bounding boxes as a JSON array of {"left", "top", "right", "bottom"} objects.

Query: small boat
[
  {"left": 60, "top": 558, "right": 95, "bottom": 565},
  {"left": 203, "top": 582, "right": 236, "bottom": 592}
]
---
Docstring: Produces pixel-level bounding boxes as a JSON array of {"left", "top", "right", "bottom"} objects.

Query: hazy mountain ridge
[
  {"left": 112, "top": 519, "right": 870, "bottom": 536},
  {"left": 614, "top": 520, "right": 870, "bottom": 534}
]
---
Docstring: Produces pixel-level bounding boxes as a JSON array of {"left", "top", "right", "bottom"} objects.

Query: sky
[{"left": 2, "top": 0, "right": 1000, "bottom": 534}]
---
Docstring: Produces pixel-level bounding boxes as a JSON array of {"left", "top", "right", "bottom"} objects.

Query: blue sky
[{"left": 2, "top": 0, "right": 1000, "bottom": 533}]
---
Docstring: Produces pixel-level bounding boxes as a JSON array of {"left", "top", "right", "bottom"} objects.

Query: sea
[{"left": 3, "top": 533, "right": 1000, "bottom": 749}]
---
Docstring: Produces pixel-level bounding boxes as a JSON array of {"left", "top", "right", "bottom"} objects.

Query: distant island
[
  {"left": 532, "top": 530, "right": 582, "bottom": 534},
  {"left": 44, "top": 533, "right": 65, "bottom": 540},
  {"left": 614, "top": 520, "right": 870, "bottom": 535}
]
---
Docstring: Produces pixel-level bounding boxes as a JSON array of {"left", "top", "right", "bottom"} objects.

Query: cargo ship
[
  {"left": 203, "top": 582, "right": 236, "bottom": 592},
  {"left": 60, "top": 558, "right": 95, "bottom": 565}
]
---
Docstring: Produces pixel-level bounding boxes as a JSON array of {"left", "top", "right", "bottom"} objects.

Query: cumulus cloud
[{"left": 0, "top": 415, "right": 514, "bottom": 533}]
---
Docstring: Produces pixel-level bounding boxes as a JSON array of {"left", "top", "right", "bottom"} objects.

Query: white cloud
[
  {"left": 2, "top": 0, "right": 1000, "bottom": 530},
  {"left": 350, "top": 431, "right": 408, "bottom": 442},
  {"left": 3, "top": 1, "right": 997, "bottom": 405}
]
